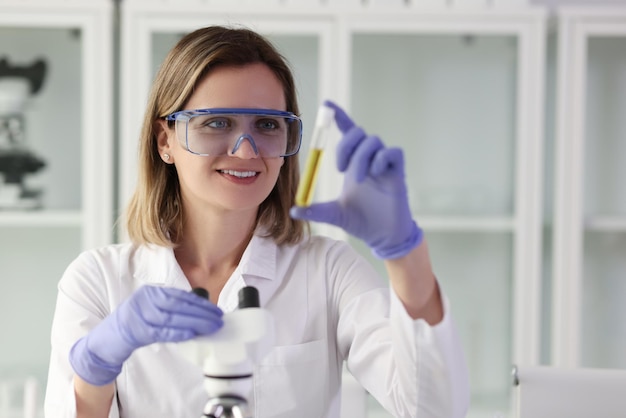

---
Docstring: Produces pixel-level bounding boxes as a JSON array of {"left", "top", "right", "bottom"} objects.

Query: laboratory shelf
[
  {"left": 0, "top": 210, "right": 82, "bottom": 227},
  {"left": 584, "top": 216, "right": 626, "bottom": 232},
  {"left": 419, "top": 215, "right": 516, "bottom": 232}
]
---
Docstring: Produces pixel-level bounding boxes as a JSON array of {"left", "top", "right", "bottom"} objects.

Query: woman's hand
[
  {"left": 69, "top": 285, "right": 223, "bottom": 386},
  {"left": 291, "top": 100, "right": 423, "bottom": 259}
]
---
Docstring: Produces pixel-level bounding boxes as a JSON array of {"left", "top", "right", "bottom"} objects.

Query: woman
[{"left": 45, "top": 25, "right": 469, "bottom": 418}]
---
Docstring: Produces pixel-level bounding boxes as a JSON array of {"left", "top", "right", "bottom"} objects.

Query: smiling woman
[
  {"left": 154, "top": 62, "right": 293, "bottom": 236},
  {"left": 44, "top": 25, "right": 469, "bottom": 418}
]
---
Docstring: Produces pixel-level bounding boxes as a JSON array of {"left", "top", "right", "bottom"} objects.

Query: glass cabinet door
[
  {"left": 332, "top": 12, "right": 547, "bottom": 417},
  {"left": 552, "top": 9, "right": 626, "bottom": 369},
  {"left": 581, "top": 34, "right": 626, "bottom": 368},
  {"left": 0, "top": 2, "right": 113, "bottom": 416}
]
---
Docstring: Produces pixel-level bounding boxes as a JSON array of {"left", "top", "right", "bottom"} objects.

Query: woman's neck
[{"left": 174, "top": 206, "right": 257, "bottom": 301}]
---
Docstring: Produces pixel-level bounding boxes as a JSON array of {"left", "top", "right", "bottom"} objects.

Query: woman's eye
[
  {"left": 207, "top": 118, "right": 229, "bottom": 129},
  {"left": 257, "top": 119, "right": 279, "bottom": 130}
]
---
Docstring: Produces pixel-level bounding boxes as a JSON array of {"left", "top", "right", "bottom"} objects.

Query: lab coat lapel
[
  {"left": 133, "top": 244, "right": 191, "bottom": 290},
  {"left": 219, "top": 233, "right": 280, "bottom": 311}
]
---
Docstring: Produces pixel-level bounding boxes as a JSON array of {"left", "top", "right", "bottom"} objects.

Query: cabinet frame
[
  {"left": 0, "top": 0, "right": 114, "bottom": 249},
  {"left": 119, "top": 3, "right": 336, "bottom": 223},
  {"left": 551, "top": 7, "right": 626, "bottom": 368},
  {"left": 330, "top": 9, "right": 547, "bottom": 367}
]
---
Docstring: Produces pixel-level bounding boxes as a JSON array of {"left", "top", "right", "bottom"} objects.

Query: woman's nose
[{"left": 229, "top": 134, "right": 260, "bottom": 159}]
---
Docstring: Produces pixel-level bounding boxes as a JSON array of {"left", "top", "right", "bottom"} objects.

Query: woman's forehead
[{"left": 187, "top": 63, "right": 286, "bottom": 111}]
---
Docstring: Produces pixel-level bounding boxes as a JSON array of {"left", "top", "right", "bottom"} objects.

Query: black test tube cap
[
  {"left": 238, "top": 286, "right": 260, "bottom": 309},
  {"left": 191, "top": 287, "right": 209, "bottom": 300}
]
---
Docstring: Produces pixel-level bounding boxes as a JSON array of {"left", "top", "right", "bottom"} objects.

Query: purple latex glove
[
  {"left": 290, "top": 100, "right": 423, "bottom": 259},
  {"left": 69, "top": 285, "right": 223, "bottom": 386}
]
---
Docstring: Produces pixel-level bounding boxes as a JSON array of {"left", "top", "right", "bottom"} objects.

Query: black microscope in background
[{"left": 0, "top": 57, "right": 47, "bottom": 209}]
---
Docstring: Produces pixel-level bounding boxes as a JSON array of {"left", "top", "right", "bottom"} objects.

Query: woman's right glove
[{"left": 69, "top": 285, "right": 223, "bottom": 386}]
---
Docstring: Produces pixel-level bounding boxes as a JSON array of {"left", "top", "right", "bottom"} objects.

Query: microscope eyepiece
[
  {"left": 191, "top": 286, "right": 260, "bottom": 308},
  {"left": 191, "top": 287, "right": 209, "bottom": 300},
  {"left": 238, "top": 286, "right": 259, "bottom": 309}
]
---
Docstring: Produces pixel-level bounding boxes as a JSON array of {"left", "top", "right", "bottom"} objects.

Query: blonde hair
[{"left": 125, "top": 26, "right": 306, "bottom": 246}]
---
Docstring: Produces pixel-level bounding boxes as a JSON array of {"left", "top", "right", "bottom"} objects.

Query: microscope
[
  {"left": 180, "top": 286, "right": 275, "bottom": 418},
  {"left": 0, "top": 57, "right": 47, "bottom": 209}
]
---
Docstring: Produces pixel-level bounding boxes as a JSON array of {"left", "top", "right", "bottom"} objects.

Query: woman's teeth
[{"left": 220, "top": 169, "right": 257, "bottom": 178}]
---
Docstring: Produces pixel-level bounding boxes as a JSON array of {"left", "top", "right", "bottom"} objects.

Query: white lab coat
[{"left": 45, "top": 233, "right": 469, "bottom": 418}]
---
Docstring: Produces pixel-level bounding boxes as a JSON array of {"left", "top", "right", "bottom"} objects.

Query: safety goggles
[{"left": 165, "top": 108, "right": 303, "bottom": 158}]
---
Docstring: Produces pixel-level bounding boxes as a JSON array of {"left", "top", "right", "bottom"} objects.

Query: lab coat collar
[
  {"left": 238, "top": 232, "right": 277, "bottom": 282},
  {"left": 133, "top": 244, "right": 188, "bottom": 289},
  {"left": 133, "top": 232, "right": 277, "bottom": 289}
]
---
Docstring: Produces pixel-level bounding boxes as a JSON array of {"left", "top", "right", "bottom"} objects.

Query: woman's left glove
[
  {"left": 69, "top": 285, "right": 223, "bottom": 386},
  {"left": 290, "top": 100, "right": 423, "bottom": 259}
]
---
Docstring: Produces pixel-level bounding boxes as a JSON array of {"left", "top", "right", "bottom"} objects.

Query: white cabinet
[
  {"left": 329, "top": 10, "right": 547, "bottom": 417},
  {"left": 0, "top": 0, "right": 113, "bottom": 413},
  {"left": 118, "top": 3, "right": 548, "bottom": 417},
  {"left": 551, "top": 7, "right": 626, "bottom": 369}
]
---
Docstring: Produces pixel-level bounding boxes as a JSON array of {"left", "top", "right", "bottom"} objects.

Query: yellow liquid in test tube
[
  {"left": 295, "top": 148, "right": 324, "bottom": 207},
  {"left": 295, "top": 104, "right": 335, "bottom": 207}
]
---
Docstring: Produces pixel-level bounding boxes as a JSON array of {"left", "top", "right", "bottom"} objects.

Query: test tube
[{"left": 295, "top": 104, "right": 335, "bottom": 207}]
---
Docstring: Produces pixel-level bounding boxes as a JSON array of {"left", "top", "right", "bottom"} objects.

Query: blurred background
[{"left": 0, "top": 0, "right": 624, "bottom": 417}]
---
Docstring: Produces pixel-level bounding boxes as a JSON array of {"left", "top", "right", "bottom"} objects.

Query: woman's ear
[{"left": 155, "top": 119, "right": 174, "bottom": 163}]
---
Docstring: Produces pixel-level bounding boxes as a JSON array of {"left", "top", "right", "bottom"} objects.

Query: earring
[{"left": 163, "top": 153, "right": 170, "bottom": 162}]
